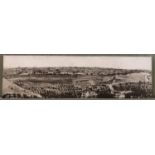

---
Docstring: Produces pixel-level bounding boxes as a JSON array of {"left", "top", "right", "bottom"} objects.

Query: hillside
[
  {"left": 2, "top": 78, "right": 42, "bottom": 98},
  {"left": 114, "top": 72, "right": 152, "bottom": 83}
]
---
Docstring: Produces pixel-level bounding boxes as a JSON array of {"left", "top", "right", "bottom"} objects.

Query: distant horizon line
[{"left": 4, "top": 66, "right": 151, "bottom": 71}]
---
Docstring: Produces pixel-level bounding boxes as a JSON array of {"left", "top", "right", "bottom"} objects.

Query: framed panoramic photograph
[{"left": 1, "top": 55, "right": 153, "bottom": 99}]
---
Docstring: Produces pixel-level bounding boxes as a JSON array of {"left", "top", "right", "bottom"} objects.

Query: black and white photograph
[
  {"left": 2, "top": 55, "right": 152, "bottom": 99},
  {"left": 1, "top": 0, "right": 155, "bottom": 155}
]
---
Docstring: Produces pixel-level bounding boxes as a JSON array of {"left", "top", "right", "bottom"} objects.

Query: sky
[{"left": 4, "top": 55, "right": 152, "bottom": 70}]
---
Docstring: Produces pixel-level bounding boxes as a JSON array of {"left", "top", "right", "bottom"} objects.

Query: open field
[{"left": 2, "top": 67, "right": 152, "bottom": 99}]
